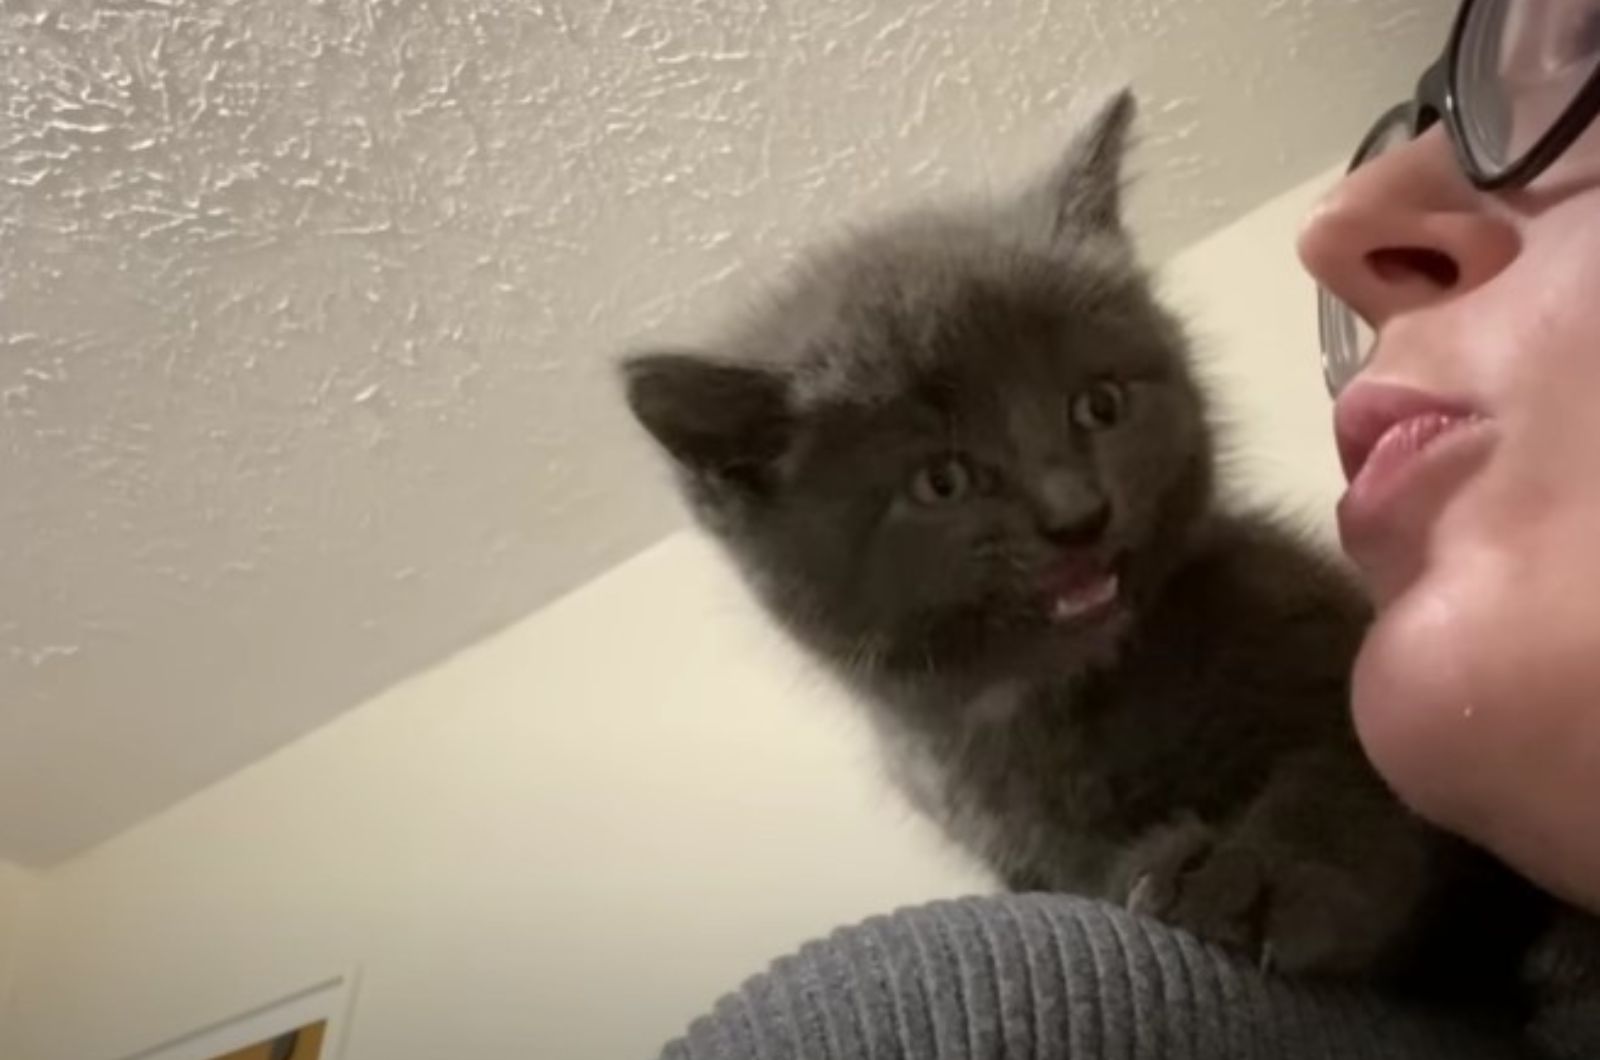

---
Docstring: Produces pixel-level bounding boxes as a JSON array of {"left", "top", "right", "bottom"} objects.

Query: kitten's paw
[
  {"left": 1116, "top": 817, "right": 1265, "bottom": 955},
  {"left": 1119, "top": 815, "right": 1217, "bottom": 919},
  {"left": 1114, "top": 818, "right": 1384, "bottom": 976}
]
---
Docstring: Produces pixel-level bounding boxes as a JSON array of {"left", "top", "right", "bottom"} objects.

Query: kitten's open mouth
[{"left": 1041, "top": 555, "right": 1120, "bottom": 624}]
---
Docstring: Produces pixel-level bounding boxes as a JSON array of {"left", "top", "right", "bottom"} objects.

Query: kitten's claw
[
  {"left": 1126, "top": 873, "right": 1156, "bottom": 915},
  {"left": 1258, "top": 941, "right": 1278, "bottom": 976}
]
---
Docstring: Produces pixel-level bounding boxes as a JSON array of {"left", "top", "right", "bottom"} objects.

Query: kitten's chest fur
[
  {"left": 864, "top": 515, "right": 1365, "bottom": 896},
  {"left": 874, "top": 682, "right": 1135, "bottom": 891}
]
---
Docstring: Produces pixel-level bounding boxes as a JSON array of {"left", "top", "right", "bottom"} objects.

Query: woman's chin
[
  {"left": 1351, "top": 572, "right": 1600, "bottom": 912},
  {"left": 1349, "top": 587, "right": 1491, "bottom": 838}
]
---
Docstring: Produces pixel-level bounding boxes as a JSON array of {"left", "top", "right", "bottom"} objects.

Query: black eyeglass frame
[{"left": 1355, "top": 0, "right": 1600, "bottom": 189}]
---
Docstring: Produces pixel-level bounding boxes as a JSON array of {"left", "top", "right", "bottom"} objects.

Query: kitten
[{"left": 622, "top": 91, "right": 1544, "bottom": 992}]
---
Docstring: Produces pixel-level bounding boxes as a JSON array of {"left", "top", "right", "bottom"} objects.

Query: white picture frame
[{"left": 117, "top": 969, "right": 360, "bottom": 1060}]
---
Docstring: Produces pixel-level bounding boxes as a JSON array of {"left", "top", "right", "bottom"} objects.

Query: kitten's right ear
[
  {"left": 621, "top": 352, "right": 793, "bottom": 487},
  {"left": 1045, "top": 88, "right": 1137, "bottom": 238}
]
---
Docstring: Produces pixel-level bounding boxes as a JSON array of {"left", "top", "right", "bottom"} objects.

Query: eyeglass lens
[{"left": 1457, "top": 0, "right": 1600, "bottom": 177}]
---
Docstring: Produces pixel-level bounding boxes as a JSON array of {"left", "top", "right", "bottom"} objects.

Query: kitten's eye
[
  {"left": 1070, "top": 380, "right": 1127, "bottom": 432},
  {"left": 908, "top": 455, "right": 974, "bottom": 505}
]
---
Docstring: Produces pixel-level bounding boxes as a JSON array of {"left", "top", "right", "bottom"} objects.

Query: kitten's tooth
[{"left": 1048, "top": 572, "right": 1119, "bottom": 623}]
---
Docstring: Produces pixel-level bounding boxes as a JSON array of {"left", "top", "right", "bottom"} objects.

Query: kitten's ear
[
  {"left": 1044, "top": 88, "right": 1136, "bottom": 237},
  {"left": 621, "top": 351, "right": 793, "bottom": 487}
]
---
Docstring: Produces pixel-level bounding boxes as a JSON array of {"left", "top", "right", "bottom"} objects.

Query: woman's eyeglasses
[{"left": 1318, "top": 0, "right": 1600, "bottom": 394}]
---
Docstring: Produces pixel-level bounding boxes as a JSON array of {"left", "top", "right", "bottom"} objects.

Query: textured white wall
[
  {"left": 0, "top": 0, "right": 1445, "bottom": 865},
  {"left": 0, "top": 169, "right": 1341, "bottom": 1060}
]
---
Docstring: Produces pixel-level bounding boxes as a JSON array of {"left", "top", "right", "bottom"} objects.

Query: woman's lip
[
  {"left": 1334, "top": 381, "right": 1491, "bottom": 569},
  {"left": 1336, "top": 411, "right": 1489, "bottom": 554},
  {"left": 1333, "top": 382, "right": 1480, "bottom": 483}
]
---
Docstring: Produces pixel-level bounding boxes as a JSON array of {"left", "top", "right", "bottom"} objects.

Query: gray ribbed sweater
[{"left": 659, "top": 896, "right": 1595, "bottom": 1059}]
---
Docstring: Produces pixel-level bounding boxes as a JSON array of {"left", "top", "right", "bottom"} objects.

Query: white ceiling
[{"left": 0, "top": 0, "right": 1449, "bottom": 866}]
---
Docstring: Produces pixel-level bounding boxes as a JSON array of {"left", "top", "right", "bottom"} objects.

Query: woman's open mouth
[{"left": 1335, "top": 383, "right": 1491, "bottom": 559}]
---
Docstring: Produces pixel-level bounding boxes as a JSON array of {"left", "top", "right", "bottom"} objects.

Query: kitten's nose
[{"left": 1033, "top": 473, "right": 1110, "bottom": 546}]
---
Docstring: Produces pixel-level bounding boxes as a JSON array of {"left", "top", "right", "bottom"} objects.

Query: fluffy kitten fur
[{"left": 622, "top": 92, "right": 1545, "bottom": 994}]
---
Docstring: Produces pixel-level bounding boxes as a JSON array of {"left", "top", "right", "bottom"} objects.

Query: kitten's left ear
[{"left": 1044, "top": 88, "right": 1137, "bottom": 238}]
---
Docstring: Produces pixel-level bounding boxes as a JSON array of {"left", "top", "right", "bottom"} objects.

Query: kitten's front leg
[{"left": 1108, "top": 750, "right": 1438, "bottom": 977}]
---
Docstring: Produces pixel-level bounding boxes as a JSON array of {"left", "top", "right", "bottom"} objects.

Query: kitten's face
[{"left": 625, "top": 91, "right": 1211, "bottom": 683}]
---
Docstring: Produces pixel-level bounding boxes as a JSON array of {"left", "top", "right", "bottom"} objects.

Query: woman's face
[{"left": 1299, "top": 9, "right": 1600, "bottom": 908}]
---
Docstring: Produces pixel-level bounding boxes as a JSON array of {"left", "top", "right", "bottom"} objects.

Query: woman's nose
[{"left": 1298, "top": 127, "right": 1520, "bottom": 352}]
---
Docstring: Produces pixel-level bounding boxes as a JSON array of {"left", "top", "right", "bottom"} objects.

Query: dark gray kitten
[{"left": 622, "top": 92, "right": 1543, "bottom": 994}]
